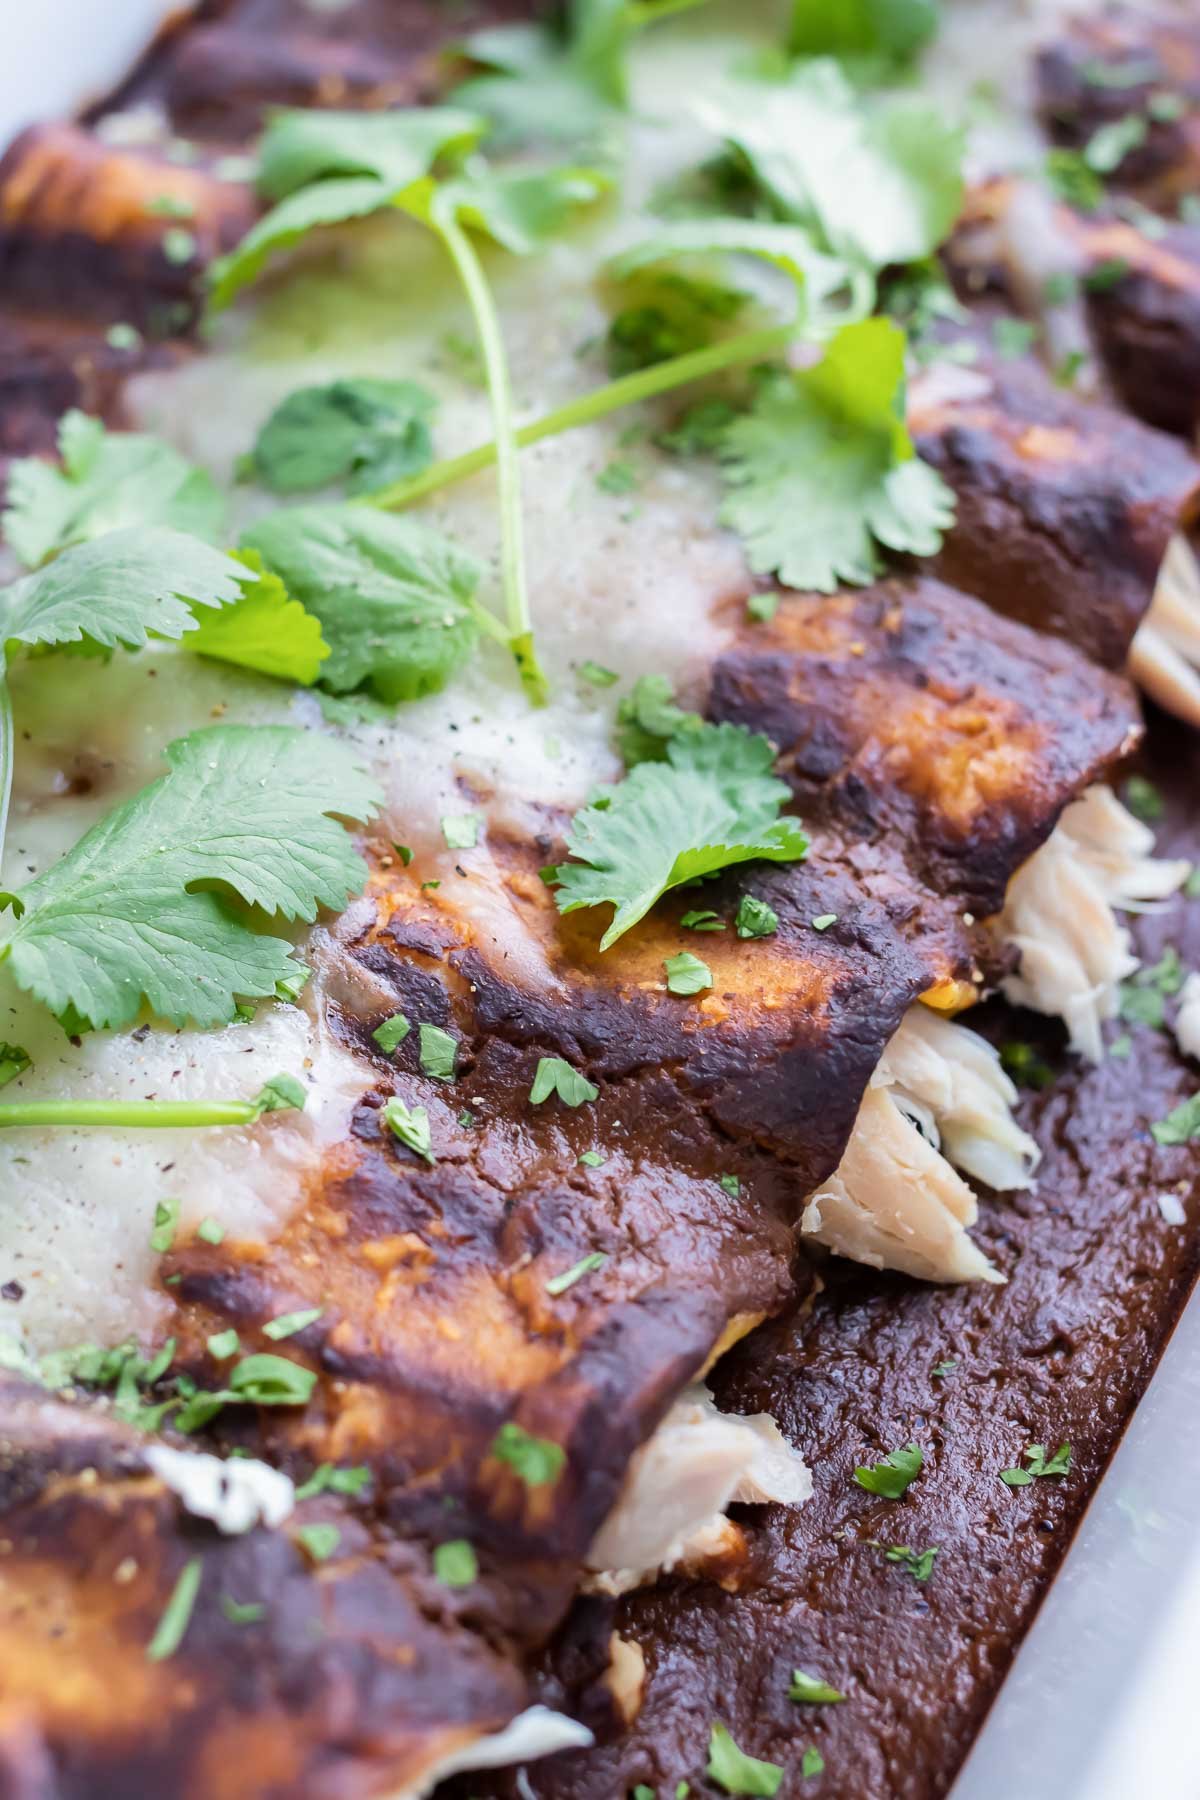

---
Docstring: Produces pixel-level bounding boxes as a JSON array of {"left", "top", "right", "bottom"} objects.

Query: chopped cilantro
[
  {"left": 681, "top": 909, "right": 723, "bottom": 931},
  {"left": 433, "top": 1538, "right": 478, "bottom": 1586},
  {"left": 717, "top": 320, "right": 955, "bottom": 591},
  {"left": 735, "top": 895, "right": 779, "bottom": 939},
  {"left": 294, "top": 1463, "right": 371, "bottom": 1501},
  {"left": 458, "top": 1108, "right": 478, "bottom": 1129},
  {"left": 181, "top": 550, "right": 329, "bottom": 687},
  {"left": 1044, "top": 148, "right": 1103, "bottom": 211},
  {"left": 811, "top": 913, "right": 837, "bottom": 932},
  {"left": 1085, "top": 114, "right": 1148, "bottom": 174},
  {"left": 295, "top": 1522, "right": 340, "bottom": 1563},
  {"left": 992, "top": 317, "right": 1036, "bottom": 358},
  {"left": 441, "top": 812, "right": 480, "bottom": 851},
  {"left": 529, "top": 1056, "right": 599, "bottom": 1107},
  {"left": 220, "top": 1595, "right": 266, "bottom": 1626},
  {"left": 253, "top": 1074, "right": 307, "bottom": 1117},
  {"left": 853, "top": 1441, "right": 923, "bottom": 1498},
  {"left": 1151, "top": 1094, "right": 1200, "bottom": 1146},
  {"left": 1121, "top": 946, "right": 1184, "bottom": 1028},
  {"left": 931, "top": 1358, "right": 958, "bottom": 1379},
  {"left": 147, "top": 1557, "right": 202, "bottom": 1662},
  {"left": 105, "top": 322, "right": 143, "bottom": 352},
  {"left": 707, "top": 1723, "right": 783, "bottom": 1797},
  {"left": 885, "top": 1544, "right": 938, "bottom": 1580},
  {"left": 1186, "top": 865, "right": 1200, "bottom": 899},
  {"left": 0, "top": 1044, "right": 31, "bottom": 1090},
  {"left": 228, "top": 1353, "right": 316, "bottom": 1407},
  {"left": 263, "top": 1306, "right": 323, "bottom": 1341},
  {"left": 418, "top": 1023, "right": 458, "bottom": 1082},
  {"left": 395, "top": 844, "right": 414, "bottom": 866},
  {"left": 146, "top": 193, "right": 195, "bottom": 219},
  {"left": 665, "top": 951, "right": 713, "bottom": 995},
  {"left": 384, "top": 1096, "right": 435, "bottom": 1163},
  {"left": 0, "top": 725, "right": 378, "bottom": 1033},
  {"left": 658, "top": 396, "right": 738, "bottom": 456},
  {"left": 746, "top": 592, "right": 779, "bottom": 622},
  {"left": 151, "top": 1197, "right": 181, "bottom": 1255},
  {"left": 1109, "top": 1033, "right": 1132, "bottom": 1060},
  {"left": 207, "top": 1329, "right": 239, "bottom": 1361},
  {"left": 1124, "top": 775, "right": 1164, "bottom": 822},
  {"left": 801, "top": 1748, "right": 825, "bottom": 1779},
  {"left": 245, "top": 378, "right": 435, "bottom": 495},
  {"left": 789, "top": 1669, "right": 844, "bottom": 1704},
  {"left": 597, "top": 458, "right": 638, "bottom": 495},
  {"left": 1000, "top": 1442, "right": 1071, "bottom": 1486},
  {"left": 1054, "top": 349, "right": 1087, "bottom": 388},
  {"left": 197, "top": 1217, "right": 225, "bottom": 1246},
  {"left": 372, "top": 1012, "right": 412, "bottom": 1054},
  {"left": 580, "top": 659, "right": 619, "bottom": 686},
  {"left": 787, "top": 0, "right": 938, "bottom": 63},
  {"left": 718, "top": 1174, "right": 741, "bottom": 1196},
  {"left": 491, "top": 1421, "right": 566, "bottom": 1487},
  {"left": 578, "top": 1149, "right": 606, "bottom": 1167},
  {"left": 545, "top": 1251, "right": 607, "bottom": 1295},
  {"left": 161, "top": 226, "right": 197, "bottom": 265},
  {"left": 1083, "top": 258, "right": 1131, "bottom": 293},
  {"left": 551, "top": 722, "right": 807, "bottom": 948}
]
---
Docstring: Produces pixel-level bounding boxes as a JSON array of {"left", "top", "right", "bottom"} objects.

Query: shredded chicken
[
  {"left": 997, "top": 785, "right": 1189, "bottom": 1061},
  {"left": 584, "top": 1384, "right": 811, "bottom": 1594},
  {"left": 801, "top": 1006, "right": 1039, "bottom": 1285},
  {"left": 603, "top": 1633, "right": 647, "bottom": 1726},
  {"left": 1130, "top": 536, "right": 1200, "bottom": 729}
]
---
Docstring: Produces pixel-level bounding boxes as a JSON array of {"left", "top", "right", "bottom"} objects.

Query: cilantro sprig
[
  {"left": 209, "top": 106, "right": 609, "bottom": 703},
  {"left": 550, "top": 721, "right": 807, "bottom": 948},
  {"left": 0, "top": 725, "right": 379, "bottom": 1033},
  {"left": 0, "top": 1072, "right": 307, "bottom": 1132}
]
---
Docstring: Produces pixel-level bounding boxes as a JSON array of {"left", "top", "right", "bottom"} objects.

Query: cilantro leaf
[
  {"left": 664, "top": 951, "right": 712, "bottom": 995},
  {"left": 453, "top": 0, "right": 648, "bottom": 148},
  {"left": 0, "top": 726, "right": 380, "bottom": 1031},
  {"left": 2, "top": 411, "right": 223, "bottom": 570},
  {"left": 433, "top": 1539, "right": 478, "bottom": 1586},
  {"left": 700, "top": 59, "right": 964, "bottom": 276},
  {"left": 718, "top": 317, "right": 955, "bottom": 590},
  {"left": 552, "top": 722, "right": 807, "bottom": 948},
  {"left": 735, "top": 895, "right": 779, "bottom": 939},
  {"left": 0, "top": 528, "right": 250, "bottom": 658},
  {"left": 183, "top": 551, "right": 329, "bottom": 686},
  {"left": 529, "top": 1056, "right": 598, "bottom": 1107},
  {"left": 383, "top": 1096, "right": 435, "bottom": 1163},
  {"left": 789, "top": 1669, "right": 844, "bottom": 1703},
  {"left": 707, "top": 1723, "right": 783, "bottom": 1797},
  {"left": 245, "top": 378, "right": 436, "bottom": 495},
  {"left": 0, "top": 1042, "right": 30, "bottom": 1089},
  {"left": 1000, "top": 1442, "right": 1071, "bottom": 1485},
  {"left": 609, "top": 217, "right": 869, "bottom": 337},
  {"left": 418, "top": 1022, "right": 458, "bottom": 1082},
  {"left": 432, "top": 163, "right": 611, "bottom": 254},
  {"left": 884, "top": 1543, "right": 938, "bottom": 1580},
  {"left": 1152, "top": 1094, "right": 1200, "bottom": 1145},
  {"left": 788, "top": 0, "right": 940, "bottom": 64},
  {"left": 208, "top": 107, "right": 484, "bottom": 307},
  {"left": 241, "top": 505, "right": 481, "bottom": 703},
  {"left": 490, "top": 1421, "right": 566, "bottom": 1487},
  {"left": 616, "top": 674, "right": 705, "bottom": 767},
  {"left": 372, "top": 1012, "right": 411, "bottom": 1054},
  {"left": 853, "top": 1440, "right": 923, "bottom": 1498},
  {"left": 545, "top": 1251, "right": 607, "bottom": 1295}
]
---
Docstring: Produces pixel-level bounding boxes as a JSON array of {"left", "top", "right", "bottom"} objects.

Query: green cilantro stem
[
  {"left": 0, "top": 662, "right": 12, "bottom": 889},
  {"left": 432, "top": 211, "right": 548, "bottom": 705},
  {"left": 364, "top": 321, "right": 794, "bottom": 512},
  {"left": 0, "top": 1098, "right": 266, "bottom": 1129}
]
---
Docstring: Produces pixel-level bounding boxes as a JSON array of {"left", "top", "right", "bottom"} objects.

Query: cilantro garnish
[
  {"left": 433, "top": 1538, "right": 479, "bottom": 1586},
  {"left": 992, "top": 317, "right": 1037, "bottom": 359},
  {"left": 707, "top": 1723, "right": 783, "bottom": 1797},
  {"left": 151, "top": 1198, "right": 181, "bottom": 1255},
  {"left": 183, "top": 550, "right": 329, "bottom": 686},
  {"left": 418, "top": 1023, "right": 458, "bottom": 1082},
  {"left": 1124, "top": 774, "right": 1164, "bottom": 823},
  {"left": 787, "top": 0, "right": 939, "bottom": 65},
  {"left": 681, "top": 909, "right": 723, "bottom": 932},
  {"left": 1085, "top": 114, "right": 1148, "bottom": 174},
  {"left": 294, "top": 1463, "right": 370, "bottom": 1501},
  {"left": 220, "top": 1595, "right": 266, "bottom": 1626},
  {"left": 580, "top": 659, "right": 618, "bottom": 686},
  {"left": 885, "top": 1544, "right": 938, "bottom": 1580},
  {"left": 211, "top": 106, "right": 608, "bottom": 704},
  {"left": 931, "top": 1358, "right": 958, "bottom": 1379},
  {"left": 529, "top": 1056, "right": 599, "bottom": 1107},
  {"left": 2, "top": 411, "right": 223, "bottom": 568},
  {"left": 227, "top": 1353, "right": 316, "bottom": 1407},
  {"left": 1000, "top": 1041, "right": 1055, "bottom": 1090},
  {"left": 295, "top": 1522, "right": 341, "bottom": 1563},
  {"left": 789, "top": 1670, "right": 844, "bottom": 1704},
  {"left": 597, "top": 458, "right": 638, "bottom": 495},
  {"left": 241, "top": 505, "right": 482, "bottom": 704},
  {"left": 853, "top": 1441, "right": 923, "bottom": 1498},
  {"left": 373, "top": 1013, "right": 412, "bottom": 1054},
  {"left": 1000, "top": 1443, "right": 1071, "bottom": 1486},
  {"left": 0, "top": 1043, "right": 31, "bottom": 1090},
  {"left": 196, "top": 1218, "right": 224, "bottom": 1245},
  {"left": 1120, "top": 945, "right": 1185, "bottom": 1030},
  {"left": 207, "top": 1329, "right": 239, "bottom": 1360},
  {"left": 1151, "top": 1095, "right": 1200, "bottom": 1145},
  {"left": 616, "top": 674, "right": 705, "bottom": 767},
  {"left": 718, "top": 1174, "right": 740, "bottom": 1196},
  {"left": 384, "top": 1096, "right": 436, "bottom": 1163},
  {"left": 578, "top": 1149, "right": 606, "bottom": 1167},
  {"left": 665, "top": 951, "right": 713, "bottom": 995},
  {"left": 717, "top": 318, "right": 955, "bottom": 591},
  {"left": 244, "top": 378, "right": 435, "bottom": 494},
  {"left": 551, "top": 722, "right": 807, "bottom": 948},
  {"left": 263, "top": 1306, "right": 323, "bottom": 1341},
  {"left": 801, "top": 1747, "right": 825, "bottom": 1779},
  {"left": 746, "top": 592, "right": 779, "bottom": 623},
  {"left": 700, "top": 59, "right": 964, "bottom": 279},
  {"left": 147, "top": 1557, "right": 203, "bottom": 1662},
  {"left": 491, "top": 1421, "right": 566, "bottom": 1487},
  {"left": 441, "top": 812, "right": 480, "bottom": 850},
  {"left": 811, "top": 913, "right": 837, "bottom": 932},
  {"left": 0, "top": 726, "right": 377, "bottom": 1034},
  {"left": 546, "top": 1251, "right": 607, "bottom": 1295},
  {"left": 735, "top": 895, "right": 779, "bottom": 939}
]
